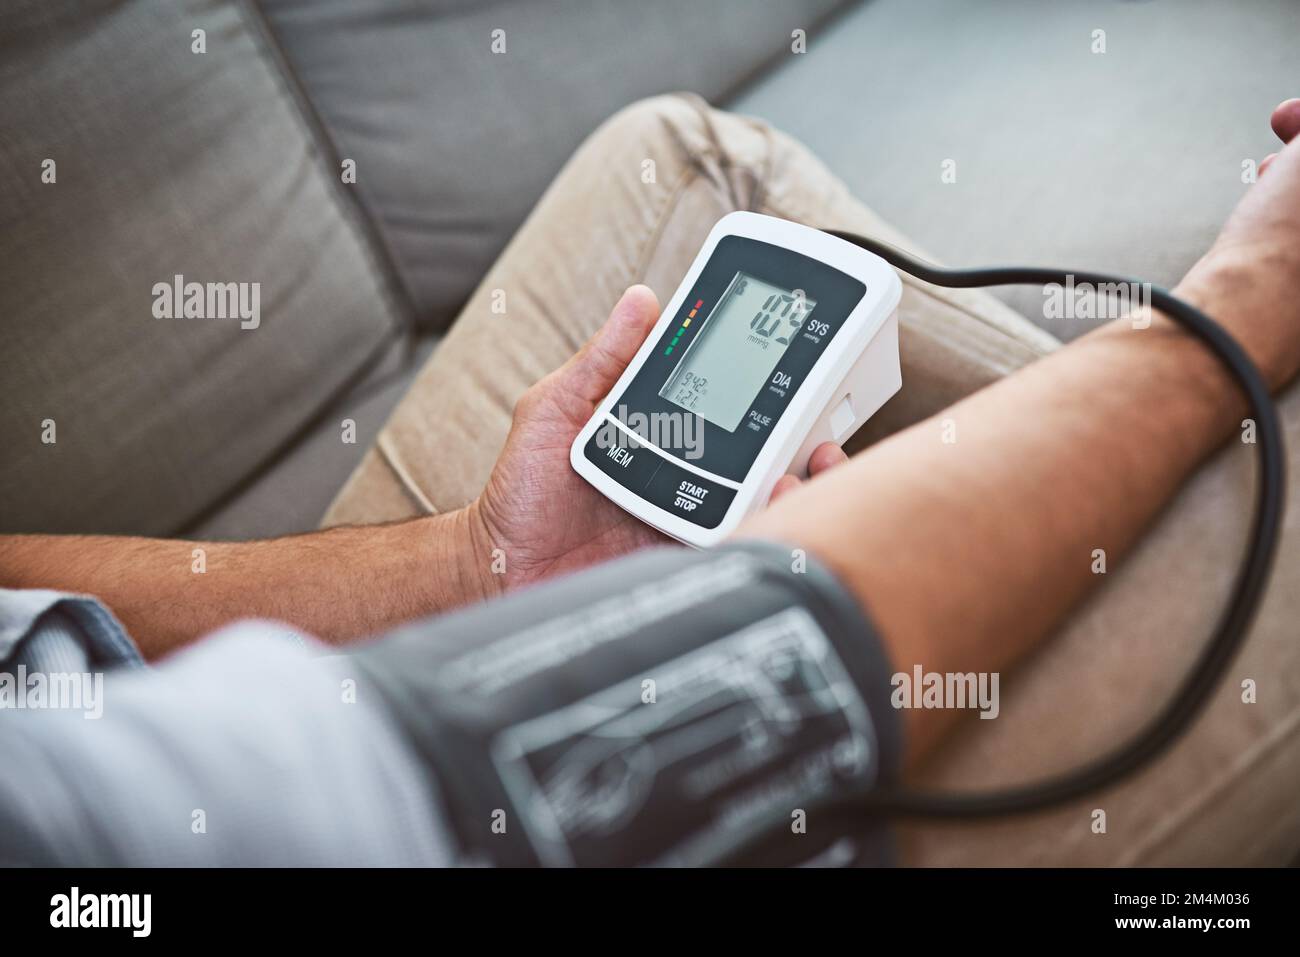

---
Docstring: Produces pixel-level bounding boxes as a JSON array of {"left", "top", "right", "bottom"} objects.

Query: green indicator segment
[{"left": 665, "top": 318, "right": 695, "bottom": 357}]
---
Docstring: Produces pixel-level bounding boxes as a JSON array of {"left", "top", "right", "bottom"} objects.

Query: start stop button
[{"left": 643, "top": 459, "right": 736, "bottom": 529}]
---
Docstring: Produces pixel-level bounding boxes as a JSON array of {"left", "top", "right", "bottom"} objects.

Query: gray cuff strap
[{"left": 357, "top": 541, "right": 900, "bottom": 866}]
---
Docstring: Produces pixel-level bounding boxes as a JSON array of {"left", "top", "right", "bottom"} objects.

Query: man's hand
[
  {"left": 0, "top": 285, "right": 845, "bottom": 656},
  {"left": 466, "top": 284, "right": 847, "bottom": 594}
]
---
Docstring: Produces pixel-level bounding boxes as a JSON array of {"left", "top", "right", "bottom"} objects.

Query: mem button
[
  {"left": 583, "top": 425, "right": 662, "bottom": 492},
  {"left": 643, "top": 459, "right": 736, "bottom": 529}
]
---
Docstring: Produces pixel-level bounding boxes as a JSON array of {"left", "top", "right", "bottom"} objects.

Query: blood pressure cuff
[{"left": 356, "top": 540, "right": 902, "bottom": 867}]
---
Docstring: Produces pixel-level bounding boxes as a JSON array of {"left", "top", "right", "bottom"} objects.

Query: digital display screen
[{"left": 660, "top": 271, "right": 816, "bottom": 432}]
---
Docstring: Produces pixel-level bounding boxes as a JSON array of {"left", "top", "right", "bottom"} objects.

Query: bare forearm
[
  {"left": 0, "top": 510, "right": 495, "bottom": 660},
  {"left": 742, "top": 259, "right": 1296, "bottom": 760}
]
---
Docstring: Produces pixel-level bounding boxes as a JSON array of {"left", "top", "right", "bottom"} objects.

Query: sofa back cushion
[
  {"left": 259, "top": 0, "right": 850, "bottom": 332},
  {"left": 0, "top": 0, "right": 406, "bottom": 535}
]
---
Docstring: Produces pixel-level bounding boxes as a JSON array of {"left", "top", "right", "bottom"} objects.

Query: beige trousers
[{"left": 325, "top": 94, "right": 1300, "bottom": 866}]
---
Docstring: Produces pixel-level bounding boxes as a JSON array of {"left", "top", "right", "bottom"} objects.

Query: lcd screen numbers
[{"left": 659, "top": 271, "right": 816, "bottom": 432}]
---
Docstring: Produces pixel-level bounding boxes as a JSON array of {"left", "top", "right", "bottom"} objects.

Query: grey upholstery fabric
[
  {"left": 0, "top": 0, "right": 406, "bottom": 536},
  {"left": 258, "top": 0, "right": 852, "bottom": 332},
  {"left": 732, "top": 0, "right": 1300, "bottom": 338},
  {"left": 191, "top": 338, "right": 434, "bottom": 541}
]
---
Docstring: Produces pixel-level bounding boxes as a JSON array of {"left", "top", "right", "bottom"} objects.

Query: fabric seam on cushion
[
  {"left": 1119, "top": 701, "right": 1300, "bottom": 865},
  {"left": 238, "top": 0, "right": 417, "bottom": 341}
]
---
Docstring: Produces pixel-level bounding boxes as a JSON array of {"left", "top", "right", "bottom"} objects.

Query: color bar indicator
[{"left": 664, "top": 299, "right": 706, "bottom": 356}]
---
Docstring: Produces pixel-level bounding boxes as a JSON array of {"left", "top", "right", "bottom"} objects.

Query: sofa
[{"left": 6, "top": 0, "right": 1295, "bottom": 542}]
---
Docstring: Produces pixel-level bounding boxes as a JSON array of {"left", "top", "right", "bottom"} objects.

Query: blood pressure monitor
[{"left": 570, "top": 212, "right": 902, "bottom": 548}]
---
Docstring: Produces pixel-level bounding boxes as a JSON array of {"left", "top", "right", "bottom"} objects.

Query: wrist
[
  {"left": 411, "top": 505, "right": 504, "bottom": 613},
  {"left": 1083, "top": 246, "right": 1299, "bottom": 445},
  {"left": 458, "top": 499, "right": 508, "bottom": 603},
  {"left": 1173, "top": 244, "right": 1300, "bottom": 392}
]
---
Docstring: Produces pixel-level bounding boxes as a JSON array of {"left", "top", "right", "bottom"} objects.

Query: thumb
[{"left": 559, "top": 285, "right": 661, "bottom": 404}]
